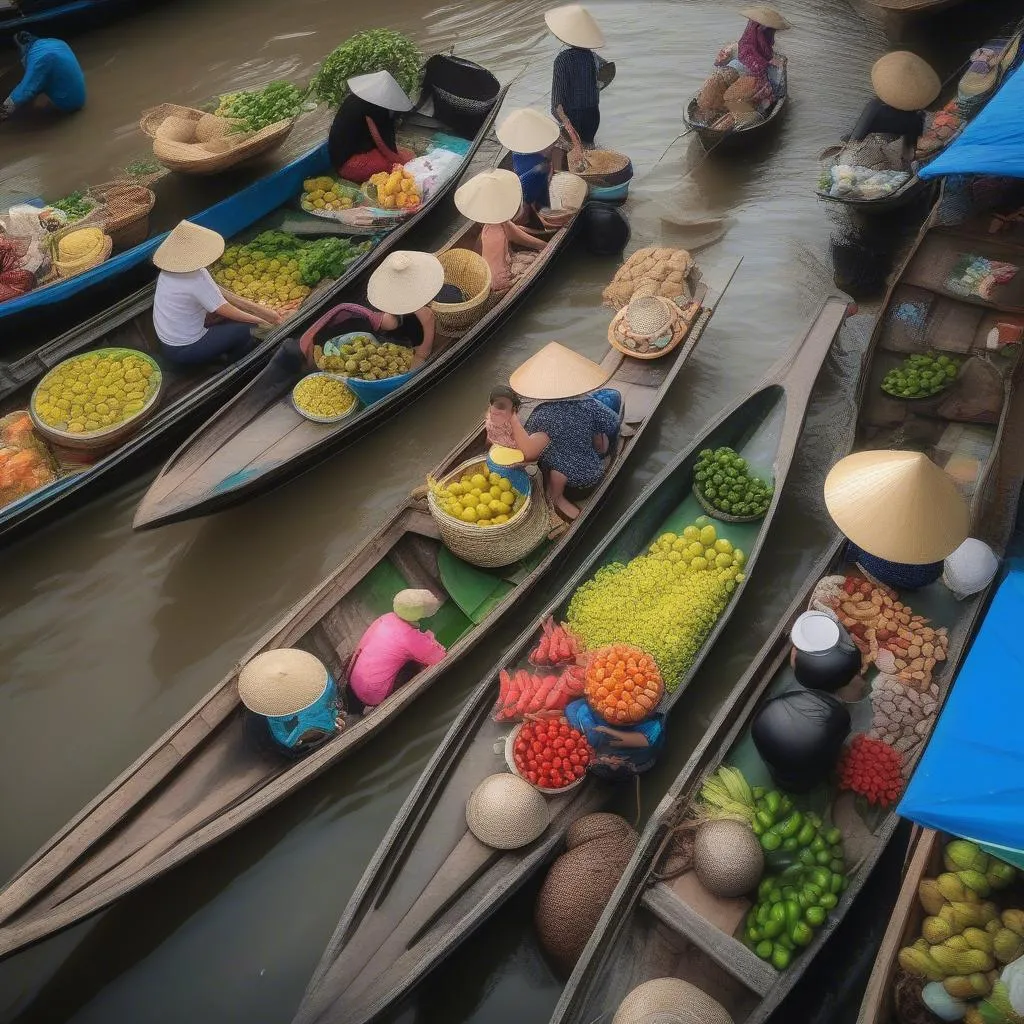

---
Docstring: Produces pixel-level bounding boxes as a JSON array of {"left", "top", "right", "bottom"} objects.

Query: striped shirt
[{"left": 551, "top": 46, "right": 599, "bottom": 114}]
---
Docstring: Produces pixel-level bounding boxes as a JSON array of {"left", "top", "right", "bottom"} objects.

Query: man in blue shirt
[{"left": 1, "top": 32, "right": 86, "bottom": 121}]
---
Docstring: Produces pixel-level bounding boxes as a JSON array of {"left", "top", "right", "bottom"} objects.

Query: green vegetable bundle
[
  {"left": 238, "top": 230, "right": 371, "bottom": 286},
  {"left": 311, "top": 29, "right": 422, "bottom": 107},
  {"left": 215, "top": 81, "right": 306, "bottom": 134},
  {"left": 694, "top": 447, "right": 772, "bottom": 519},
  {"left": 881, "top": 352, "right": 960, "bottom": 400},
  {"left": 50, "top": 191, "right": 95, "bottom": 222}
]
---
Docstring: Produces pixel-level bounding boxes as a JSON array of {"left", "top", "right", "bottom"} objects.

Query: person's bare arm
[
  {"left": 504, "top": 221, "right": 547, "bottom": 251},
  {"left": 509, "top": 412, "right": 549, "bottom": 462},
  {"left": 218, "top": 288, "right": 282, "bottom": 325}
]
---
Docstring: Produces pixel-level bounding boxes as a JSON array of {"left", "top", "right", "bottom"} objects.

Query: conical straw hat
[
  {"left": 496, "top": 108, "right": 561, "bottom": 154},
  {"left": 465, "top": 773, "right": 549, "bottom": 849},
  {"left": 237, "top": 648, "right": 330, "bottom": 717},
  {"left": 548, "top": 172, "right": 588, "bottom": 211},
  {"left": 153, "top": 220, "right": 225, "bottom": 273},
  {"left": 509, "top": 341, "right": 611, "bottom": 400},
  {"left": 455, "top": 169, "right": 523, "bottom": 225},
  {"left": 367, "top": 251, "right": 446, "bottom": 315},
  {"left": 823, "top": 450, "right": 969, "bottom": 564},
  {"left": 871, "top": 52, "right": 941, "bottom": 111},
  {"left": 347, "top": 70, "right": 414, "bottom": 112},
  {"left": 740, "top": 5, "right": 792, "bottom": 30},
  {"left": 612, "top": 978, "right": 735, "bottom": 1024},
  {"left": 545, "top": 4, "right": 606, "bottom": 48},
  {"left": 393, "top": 588, "right": 442, "bottom": 622}
]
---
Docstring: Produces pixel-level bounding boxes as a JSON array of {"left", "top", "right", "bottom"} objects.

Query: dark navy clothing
[
  {"left": 850, "top": 98, "right": 925, "bottom": 145},
  {"left": 552, "top": 47, "right": 600, "bottom": 113},
  {"left": 525, "top": 393, "right": 620, "bottom": 488}
]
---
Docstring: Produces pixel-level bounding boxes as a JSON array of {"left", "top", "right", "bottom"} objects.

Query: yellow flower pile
[
  {"left": 431, "top": 464, "right": 524, "bottom": 527},
  {"left": 34, "top": 350, "right": 159, "bottom": 434},
  {"left": 292, "top": 374, "right": 356, "bottom": 420},
  {"left": 365, "top": 165, "right": 421, "bottom": 211},
  {"left": 301, "top": 176, "right": 358, "bottom": 213},
  {"left": 211, "top": 244, "right": 310, "bottom": 312}
]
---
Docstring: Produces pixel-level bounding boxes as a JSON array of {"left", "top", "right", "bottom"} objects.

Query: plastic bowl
[
  {"left": 291, "top": 372, "right": 358, "bottom": 424},
  {"left": 504, "top": 722, "right": 588, "bottom": 796}
]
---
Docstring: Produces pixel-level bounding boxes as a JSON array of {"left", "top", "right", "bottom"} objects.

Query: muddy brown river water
[{"left": 0, "top": 1, "right": 1020, "bottom": 1021}]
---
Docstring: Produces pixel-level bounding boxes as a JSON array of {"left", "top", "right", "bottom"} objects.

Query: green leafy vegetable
[
  {"left": 50, "top": 191, "right": 95, "bottom": 222},
  {"left": 215, "top": 81, "right": 306, "bottom": 133},
  {"left": 311, "top": 29, "right": 422, "bottom": 107}
]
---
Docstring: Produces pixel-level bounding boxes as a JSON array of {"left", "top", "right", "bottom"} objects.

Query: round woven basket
[
  {"left": 694, "top": 485, "right": 766, "bottom": 524},
  {"left": 607, "top": 296, "right": 688, "bottom": 361},
  {"left": 430, "top": 248, "right": 492, "bottom": 335},
  {"left": 291, "top": 373, "right": 358, "bottom": 424},
  {"left": 504, "top": 724, "right": 587, "bottom": 795},
  {"left": 427, "top": 456, "right": 550, "bottom": 568},
  {"left": 92, "top": 180, "right": 156, "bottom": 251},
  {"left": 555, "top": 107, "right": 634, "bottom": 188},
  {"left": 29, "top": 348, "right": 163, "bottom": 452}
]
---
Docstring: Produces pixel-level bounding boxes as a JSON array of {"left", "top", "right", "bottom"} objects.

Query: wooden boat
[
  {"left": 0, "top": 86, "right": 506, "bottom": 547},
  {"left": 291, "top": 295, "right": 851, "bottom": 1024},
  {"left": 865, "top": 0, "right": 972, "bottom": 40},
  {"left": 133, "top": 175, "right": 578, "bottom": 530},
  {"left": 549, "top": 206, "right": 1024, "bottom": 1024},
  {"left": 0, "top": 0, "right": 155, "bottom": 42},
  {"left": 0, "top": 259, "right": 735, "bottom": 961},
  {"left": 815, "top": 153, "right": 936, "bottom": 215},
  {"left": 683, "top": 72, "right": 788, "bottom": 155}
]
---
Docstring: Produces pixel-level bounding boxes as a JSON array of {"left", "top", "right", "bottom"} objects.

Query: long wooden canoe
[
  {"left": 0, "top": 0, "right": 157, "bottom": 44},
  {"left": 291, "top": 295, "right": 851, "bottom": 1024},
  {"left": 0, "top": 89, "right": 506, "bottom": 547},
  {"left": 549, "top": 206, "right": 1024, "bottom": 1024},
  {"left": 133, "top": 181, "right": 580, "bottom": 530},
  {"left": 0, "top": 260, "right": 735, "bottom": 962}
]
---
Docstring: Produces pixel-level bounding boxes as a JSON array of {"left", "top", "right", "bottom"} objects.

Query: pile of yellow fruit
[
  {"left": 315, "top": 335, "right": 414, "bottom": 381},
  {"left": 33, "top": 349, "right": 160, "bottom": 435},
  {"left": 431, "top": 465, "right": 525, "bottom": 527},
  {"left": 292, "top": 373, "right": 356, "bottom": 421},
  {"left": 210, "top": 244, "right": 310, "bottom": 313},
  {"left": 365, "top": 165, "right": 421, "bottom": 211},
  {"left": 646, "top": 520, "right": 746, "bottom": 593},
  {"left": 301, "top": 176, "right": 359, "bottom": 213}
]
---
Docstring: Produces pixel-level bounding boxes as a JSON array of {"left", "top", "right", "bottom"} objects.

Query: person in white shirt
[{"left": 151, "top": 221, "right": 280, "bottom": 365}]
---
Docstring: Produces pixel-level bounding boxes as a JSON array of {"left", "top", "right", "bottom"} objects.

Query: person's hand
[{"left": 261, "top": 308, "right": 284, "bottom": 326}]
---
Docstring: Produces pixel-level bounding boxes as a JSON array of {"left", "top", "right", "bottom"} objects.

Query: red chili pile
[
  {"left": 838, "top": 734, "right": 904, "bottom": 807},
  {"left": 512, "top": 716, "right": 591, "bottom": 790},
  {"left": 529, "top": 617, "right": 584, "bottom": 667},
  {"left": 494, "top": 665, "right": 586, "bottom": 722}
]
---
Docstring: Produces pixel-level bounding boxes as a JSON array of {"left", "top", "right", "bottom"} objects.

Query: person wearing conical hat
[
  {"left": 497, "top": 108, "right": 562, "bottom": 221},
  {"left": 327, "top": 70, "right": 416, "bottom": 182},
  {"left": 848, "top": 51, "right": 940, "bottom": 146},
  {"left": 505, "top": 342, "right": 622, "bottom": 520},
  {"left": 696, "top": 7, "right": 791, "bottom": 127},
  {"left": 365, "top": 251, "right": 447, "bottom": 365},
  {"left": 152, "top": 220, "right": 282, "bottom": 366},
  {"left": 347, "top": 589, "right": 447, "bottom": 708},
  {"left": 456, "top": 169, "right": 546, "bottom": 294},
  {"left": 546, "top": 4, "right": 608, "bottom": 146}
]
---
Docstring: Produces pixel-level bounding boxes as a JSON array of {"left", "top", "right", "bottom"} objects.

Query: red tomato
[{"left": 560, "top": 724, "right": 570, "bottom": 736}]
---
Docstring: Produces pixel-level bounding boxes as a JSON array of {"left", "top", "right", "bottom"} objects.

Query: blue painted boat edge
[
  {"left": 0, "top": 143, "right": 331, "bottom": 319},
  {"left": 0, "top": 0, "right": 101, "bottom": 33}
]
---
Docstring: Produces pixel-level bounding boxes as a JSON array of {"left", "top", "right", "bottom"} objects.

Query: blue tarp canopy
[
  {"left": 899, "top": 562, "right": 1024, "bottom": 868},
  {"left": 920, "top": 63, "right": 1024, "bottom": 180}
]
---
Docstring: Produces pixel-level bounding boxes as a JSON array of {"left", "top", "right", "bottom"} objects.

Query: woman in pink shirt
[
  {"left": 454, "top": 169, "right": 546, "bottom": 294},
  {"left": 348, "top": 589, "right": 447, "bottom": 707}
]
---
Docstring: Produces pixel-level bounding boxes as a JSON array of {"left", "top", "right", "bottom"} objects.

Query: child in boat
[
  {"left": 496, "top": 108, "right": 562, "bottom": 221},
  {"left": 848, "top": 52, "right": 940, "bottom": 146},
  {"left": 327, "top": 71, "right": 415, "bottom": 182},
  {"left": 505, "top": 342, "right": 621, "bottom": 521},
  {"left": 455, "top": 169, "right": 547, "bottom": 294},
  {"left": 1, "top": 32, "right": 85, "bottom": 121},
  {"left": 348, "top": 590, "right": 447, "bottom": 708},
  {"left": 546, "top": 4, "right": 606, "bottom": 145},
  {"left": 152, "top": 221, "right": 281, "bottom": 366},
  {"left": 564, "top": 698, "right": 665, "bottom": 778}
]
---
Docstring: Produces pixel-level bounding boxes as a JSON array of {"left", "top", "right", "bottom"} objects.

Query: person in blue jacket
[{"left": 1, "top": 32, "right": 86, "bottom": 121}]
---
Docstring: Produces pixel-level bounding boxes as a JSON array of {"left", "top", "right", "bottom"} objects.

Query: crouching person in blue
[
  {"left": 1, "top": 32, "right": 86, "bottom": 121},
  {"left": 238, "top": 648, "right": 344, "bottom": 758},
  {"left": 565, "top": 698, "right": 665, "bottom": 779}
]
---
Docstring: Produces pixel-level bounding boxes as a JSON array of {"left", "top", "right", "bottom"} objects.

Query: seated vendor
[
  {"left": 695, "top": 6, "right": 790, "bottom": 126},
  {"left": 564, "top": 697, "right": 665, "bottom": 779},
  {"left": 152, "top": 221, "right": 281, "bottom": 366},
  {"left": 505, "top": 342, "right": 621, "bottom": 521},
  {"left": 238, "top": 648, "right": 343, "bottom": 758},
  {"left": 348, "top": 589, "right": 447, "bottom": 708},
  {"left": 455, "top": 169, "right": 546, "bottom": 294},
  {"left": 366, "top": 250, "right": 446, "bottom": 366},
  {"left": 546, "top": 4, "right": 606, "bottom": 146},
  {"left": 496, "top": 108, "right": 562, "bottom": 221},
  {"left": 848, "top": 51, "right": 940, "bottom": 146},
  {"left": 298, "top": 302, "right": 382, "bottom": 365},
  {"left": 1, "top": 32, "right": 85, "bottom": 122},
  {"left": 327, "top": 70, "right": 415, "bottom": 183}
]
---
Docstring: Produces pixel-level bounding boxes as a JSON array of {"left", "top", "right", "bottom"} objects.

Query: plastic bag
[
  {"left": 0, "top": 412, "right": 57, "bottom": 509},
  {"left": 2, "top": 205, "right": 51, "bottom": 275},
  {"left": 492, "top": 664, "right": 587, "bottom": 722},
  {"left": 403, "top": 148, "right": 463, "bottom": 199}
]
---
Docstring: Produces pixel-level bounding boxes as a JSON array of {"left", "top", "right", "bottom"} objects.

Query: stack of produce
[
  {"left": 45, "top": 191, "right": 96, "bottom": 225},
  {"left": 292, "top": 374, "right": 356, "bottom": 421},
  {"left": 694, "top": 446, "right": 773, "bottom": 519},
  {"left": 364, "top": 165, "right": 422, "bottom": 211},
  {"left": 0, "top": 237, "right": 35, "bottom": 303},
  {"left": 601, "top": 246, "right": 695, "bottom": 308},
  {"left": 430, "top": 464, "right": 526, "bottom": 528},
  {"left": 899, "top": 838, "right": 1020, "bottom": 1014},
  {"left": 869, "top": 673, "right": 939, "bottom": 768},
  {"left": 300, "top": 175, "right": 361, "bottom": 213},
  {"left": 584, "top": 644, "right": 663, "bottom": 725},
  {"left": 214, "top": 81, "right": 305, "bottom": 133},
  {"left": 493, "top": 666, "right": 586, "bottom": 721},
  {"left": 882, "top": 352, "right": 961, "bottom": 399},
  {"left": 510, "top": 714, "right": 592, "bottom": 790},
  {"left": 836, "top": 734, "right": 904, "bottom": 807},
  {"left": 567, "top": 518, "right": 743, "bottom": 689},
  {"left": 0, "top": 412, "right": 56, "bottom": 508},
  {"left": 209, "top": 230, "right": 370, "bottom": 315},
  {"left": 53, "top": 226, "right": 110, "bottom": 276},
  {"left": 310, "top": 29, "right": 422, "bottom": 106},
  {"left": 314, "top": 334, "right": 413, "bottom": 380},
  {"left": 696, "top": 766, "right": 847, "bottom": 972},
  {"left": 530, "top": 617, "right": 585, "bottom": 667},
  {"left": 32, "top": 350, "right": 160, "bottom": 435}
]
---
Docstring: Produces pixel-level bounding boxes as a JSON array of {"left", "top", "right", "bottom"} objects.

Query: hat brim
[
  {"left": 740, "top": 5, "right": 792, "bottom": 30},
  {"left": 348, "top": 71, "right": 415, "bottom": 112},
  {"left": 544, "top": 6, "right": 606, "bottom": 49},
  {"left": 509, "top": 341, "right": 611, "bottom": 400},
  {"left": 871, "top": 52, "right": 941, "bottom": 111},
  {"left": 152, "top": 222, "right": 225, "bottom": 273},
  {"left": 496, "top": 109, "right": 561, "bottom": 154},
  {"left": 367, "top": 252, "right": 446, "bottom": 315},
  {"left": 455, "top": 170, "right": 523, "bottom": 224}
]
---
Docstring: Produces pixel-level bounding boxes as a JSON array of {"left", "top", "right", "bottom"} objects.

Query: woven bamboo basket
[
  {"left": 607, "top": 296, "right": 695, "bottom": 361},
  {"left": 92, "top": 179, "right": 156, "bottom": 251},
  {"left": 427, "top": 457, "right": 550, "bottom": 568},
  {"left": 141, "top": 103, "right": 294, "bottom": 176},
  {"left": 50, "top": 224, "right": 113, "bottom": 279},
  {"left": 555, "top": 107, "right": 632, "bottom": 187},
  {"left": 430, "top": 248, "right": 492, "bottom": 335}
]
